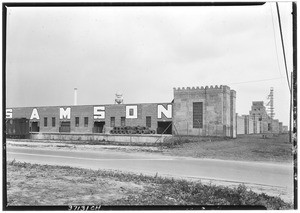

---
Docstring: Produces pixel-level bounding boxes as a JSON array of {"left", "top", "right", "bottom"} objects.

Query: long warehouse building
[{"left": 6, "top": 85, "right": 237, "bottom": 138}]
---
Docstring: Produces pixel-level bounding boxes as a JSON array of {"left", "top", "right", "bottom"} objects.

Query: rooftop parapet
[
  {"left": 173, "top": 85, "right": 231, "bottom": 92},
  {"left": 252, "top": 101, "right": 264, "bottom": 106}
]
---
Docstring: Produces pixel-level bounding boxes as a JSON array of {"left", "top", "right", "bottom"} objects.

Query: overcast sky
[{"left": 6, "top": 2, "right": 293, "bottom": 125}]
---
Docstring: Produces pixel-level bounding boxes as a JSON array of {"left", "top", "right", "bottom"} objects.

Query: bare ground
[
  {"left": 5, "top": 134, "right": 295, "bottom": 206},
  {"left": 6, "top": 161, "right": 293, "bottom": 209},
  {"left": 7, "top": 133, "right": 293, "bottom": 163},
  {"left": 7, "top": 162, "right": 147, "bottom": 206}
]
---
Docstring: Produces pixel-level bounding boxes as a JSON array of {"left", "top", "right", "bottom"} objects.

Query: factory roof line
[{"left": 6, "top": 101, "right": 173, "bottom": 109}]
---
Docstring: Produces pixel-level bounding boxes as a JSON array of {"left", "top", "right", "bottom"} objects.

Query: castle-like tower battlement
[
  {"left": 173, "top": 85, "right": 230, "bottom": 91},
  {"left": 173, "top": 84, "right": 236, "bottom": 138}
]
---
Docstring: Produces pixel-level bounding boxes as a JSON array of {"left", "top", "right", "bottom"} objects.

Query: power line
[
  {"left": 228, "top": 77, "right": 284, "bottom": 85},
  {"left": 270, "top": 3, "right": 283, "bottom": 78},
  {"left": 276, "top": 2, "right": 291, "bottom": 92}
]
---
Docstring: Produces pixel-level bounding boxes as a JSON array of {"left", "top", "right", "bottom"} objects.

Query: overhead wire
[
  {"left": 228, "top": 77, "right": 284, "bottom": 85},
  {"left": 276, "top": 2, "right": 292, "bottom": 93},
  {"left": 269, "top": 3, "right": 283, "bottom": 78}
]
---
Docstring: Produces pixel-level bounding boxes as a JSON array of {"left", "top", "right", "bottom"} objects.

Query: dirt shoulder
[
  {"left": 6, "top": 161, "right": 293, "bottom": 209},
  {"left": 163, "top": 134, "right": 293, "bottom": 163},
  {"left": 6, "top": 133, "right": 293, "bottom": 164}
]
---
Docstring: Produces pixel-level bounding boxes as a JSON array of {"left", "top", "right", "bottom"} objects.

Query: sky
[{"left": 5, "top": 2, "right": 293, "bottom": 126}]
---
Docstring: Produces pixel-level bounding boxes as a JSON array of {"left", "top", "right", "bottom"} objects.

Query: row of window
[
  {"left": 42, "top": 116, "right": 153, "bottom": 128},
  {"left": 43, "top": 117, "right": 56, "bottom": 127},
  {"left": 75, "top": 117, "right": 89, "bottom": 127},
  {"left": 41, "top": 105, "right": 202, "bottom": 129},
  {"left": 43, "top": 117, "right": 89, "bottom": 127}
]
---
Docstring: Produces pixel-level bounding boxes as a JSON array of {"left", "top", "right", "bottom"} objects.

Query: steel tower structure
[{"left": 266, "top": 87, "right": 275, "bottom": 119}]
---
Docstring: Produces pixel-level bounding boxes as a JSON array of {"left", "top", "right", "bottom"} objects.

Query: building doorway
[
  {"left": 93, "top": 121, "right": 105, "bottom": 133},
  {"left": 157, "top": 121, "right": 172, "bottom": 134},
  {"left": 59, "top": 121, "right": 71, "bottom": 132},
  {"left": 30, "top": 121, "right": 40, "bottom": 132}
]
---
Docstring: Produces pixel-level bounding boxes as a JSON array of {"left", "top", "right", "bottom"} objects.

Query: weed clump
[{"left": 6, "top": 161, "right": 293, "bottom": 209}]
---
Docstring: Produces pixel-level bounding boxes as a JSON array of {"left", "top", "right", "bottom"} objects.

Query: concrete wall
[
  {"left": 236, "top": 114, "right": 245, "bottom": 134},
  {"left": 230, "top": 90, "right": 237, "bottom": 138},
  {"left": 237, "top": 114, "right": 259, "bottom": 135},
  {"left": 256, "top": 120, "right": 261, "bottom": 134},
  {"left": 243, "top": 115, "right": 249, "bottom": 134},
  {"left": 30, "top": 132, "right": 171, "bottom": 144},
  {"left": 272, "top": 119, "right": 280, "bottom": 134},
  {"left": 173, "top": 85, "right": 236, "bottom": 138},
  {"left": 248, "top": 116, "right": 254, "bottom": 134}
]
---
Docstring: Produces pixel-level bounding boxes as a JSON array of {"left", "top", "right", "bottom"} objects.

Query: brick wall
[{"left": 7, "top": 103, "right": 172, "bottom": 134}]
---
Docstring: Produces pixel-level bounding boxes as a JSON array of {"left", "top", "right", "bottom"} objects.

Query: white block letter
[
  {"left": 94, "top": 106, "right": 105, "bottom": 119},
  {"left": 6, "top": 109, "right": 12, "bottom": 119},
  {"left": 158, "top": 104, "right": 172, "bottom": 119},
  {"left": 60, "top": 107, "right": 71, "bottom": 119},
  {"left": 30, "top": 108, "right": 40, "bottom": 120},
  {"left": 126, "top": 105, "right": 137, "bottom": 119}
]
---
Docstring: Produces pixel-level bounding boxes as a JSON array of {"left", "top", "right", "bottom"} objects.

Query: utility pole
[
  {"left": 291, "top": 3, "right": 297, "bottom": 210},
  {"left": 291, "top": 2, "right": 296, "bottom": 146}
]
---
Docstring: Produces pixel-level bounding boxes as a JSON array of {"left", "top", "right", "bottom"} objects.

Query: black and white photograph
[{"left": 3, "top": 1, "right": 297, "bottom": 210}]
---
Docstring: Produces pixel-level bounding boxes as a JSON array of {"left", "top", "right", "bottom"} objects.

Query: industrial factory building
[
  {"left": 236, "top": 101, "right": 287, "bottom": 135},
  {"left": 6, "top": 85, "right": 237, "bottom": 138},
  {"left": 6, "top": 85, "right": 287, "bottom": 140}
]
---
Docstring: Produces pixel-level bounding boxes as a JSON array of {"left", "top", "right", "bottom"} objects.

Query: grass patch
[
  {"left": 6, "top": 161, "right": 292, "bottom": 209},
  {"left": 163, "top": 134, "right": 293, "bottom": 163}
]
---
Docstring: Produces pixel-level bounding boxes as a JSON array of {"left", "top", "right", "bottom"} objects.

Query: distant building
[
  {"left": 282, "top": 126, "right": 289, "bottom": 133},
  {"left": 248, "top": 101, "right": 281, "bottom": 134}
]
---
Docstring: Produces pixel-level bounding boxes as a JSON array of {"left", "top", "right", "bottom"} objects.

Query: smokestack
[{"left": 74, "top": 88, "right": 78, "bottom": 105}]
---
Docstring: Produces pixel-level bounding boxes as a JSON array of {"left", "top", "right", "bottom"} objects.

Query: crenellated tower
[{"left": 173, "top": 85, "right": 236, "bottom": 138}]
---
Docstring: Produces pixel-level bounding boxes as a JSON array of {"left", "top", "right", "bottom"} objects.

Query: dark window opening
[
  {"left": 129, "top": 109, "right": 134, "bottom": 116},
  {"left": 157, "top": 121, "right": 172, "bottom": 134},
  {"left": 30, "top": 121, "right": 40, "bottom": 132},
  {"left": 268, "top": 123, "right": 272, "bottom": 131},
  {"left": 52, "top": 117, "right": 55, "bottom": 127},
  {"left": 121, "top": 117, "right": 125, "bottom": 127},
  {"left": 93, "top": 121, "right": 105, "bottom": 133},
  {"left": 193, "top": 102, "right": 203, "bottom": 128},
  {"left": 84, "top": 117, "right": 88, "bottom": 127},
  {"left": 44, "top": 117, "right": 47, "bottom": 127},
  {"left": 110, "top": 117, "right": 115, "bottom": 127},
  {"left": 59, "top": 121, "right": 71, "bottom": 132},
  {"left": 75, "top": 117, "right": 79, "bottom": 127},
  {"left": 146, "top": 116, "right": 151, "bottom": 128}
]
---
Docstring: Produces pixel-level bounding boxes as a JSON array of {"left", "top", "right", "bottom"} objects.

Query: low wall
[
  {"left": 30, "top": 132, "right": 171, "bottom": 144},
  {"left": 249, "top": 118, "right": 254, "bottom": 134},
  {"left": 236, "top": 115, "right": 245, "bottom": 135}
]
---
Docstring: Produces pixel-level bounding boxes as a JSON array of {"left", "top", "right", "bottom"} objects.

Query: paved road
[{"left": 7, "top": 146, "right": 293, "bottom": 190}]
